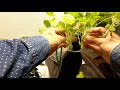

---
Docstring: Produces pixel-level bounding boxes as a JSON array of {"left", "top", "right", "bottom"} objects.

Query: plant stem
[
  {"left": 60, "top": 48, "right": 63, "bottom": 61},
  {"left": 102, "top": 30, "right": 109, "bottom": 38},
  {"left": 56, "top": 49, "right": 58, "bottom": 62},
  {"left": 67, "top": 49, "right": 81, "bottom": 52}
]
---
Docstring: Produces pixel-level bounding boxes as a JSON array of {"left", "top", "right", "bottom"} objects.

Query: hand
[
  {"left": 41, "top": 28, "right": 67, "bottom": 55},
  {"left": 83, "top": 27, "right": 120, "bottom": 64}
]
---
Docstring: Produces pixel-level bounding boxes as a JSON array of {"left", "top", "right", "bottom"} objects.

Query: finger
[
  {"left": 111, "top": 32, "right": 120, "bottom": 39},
  {"left": 90, "top": 33, "right": 102, "bottom": 38},
  {"left": 55, "top": 29, "right": 66, "bottom": 37},
  {"left": 58, "top": 43, "right": 67, "bottom": 48},
  {"left": 57, "top": 36, "right": 67, "bottom": 44},
  {"left": 84, "top": 43, "right": 100, "bottom": 53},
  {"left": 89, "top": 27, "right": 107, "bottom": 34},
  {"left": 84, "top": 35, "right": 100, "bottom": 44},
  {"left": 89, "top": 27, "right": 110, "bottom": 39}
]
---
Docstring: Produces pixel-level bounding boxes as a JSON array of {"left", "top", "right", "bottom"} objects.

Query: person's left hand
[
  {"left": 83, "top": 27, "right": 120, "bottom": 64},
  {"left": 41, "top": 28, "right": 67, "bottom": 55}
]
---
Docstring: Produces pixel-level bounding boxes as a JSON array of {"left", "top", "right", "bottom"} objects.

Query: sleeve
[
  {"left": 0, "top": 36, "right": 50, "bottom": 78},
  {"left": 110, "top": 44, "right": 120, "bottom": 73}
]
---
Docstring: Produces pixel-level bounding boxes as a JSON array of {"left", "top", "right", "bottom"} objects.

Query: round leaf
[
  {"left": 44, "top": 20, "right": 51, "bottom": 27},
  {"left": 46, "top": 12, "right": 54, "bottom": 16},
  {"left": 62, "top": 14, "right": 75, "bottom": 25}
]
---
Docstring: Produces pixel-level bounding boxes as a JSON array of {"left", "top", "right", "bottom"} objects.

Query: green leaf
[
  {"left": 65, "top": 24, "right": 72, "bottom": 30},
  {"left": 56, "top": 21, "right": 65, "bottom": 30},
  {"left": 44, "top": 20, "right": 51, "bottom": 27},
  {"left": 111, "top": 12, "right": 120, "bottom": 25},
  {"left": 64, "top": 12, "right": 81, "bottom": 18},
  {"left": 39, "top": 26, "right": 47, "bottom": 34},
  {"left": 80, "top": 12, "right": 87, "bottom": 17},
  {"left": 91, "top": 12, "right": 100, "bottom": 16},
  {"left": 112, "top": 17, "right": 120, "bottom": 25},
  {"left": 109, "top": 26, "right": 116, "bottom": 32},
  {"left": 62, "top": 14, "right": 75, "bottom": 25},
  {"left": 76, "top": 71, "right": 84, "bottom": 78},
  {"left": 90, "top": 19, "right": 97, "bottom": 26},
  {"left": 77, "top": 17, "right": 87, "bottom": 25},
  {"left": 105, "top": 24, "right": 111, "bottom": 29},
  {"left": 46, "top": 12, "right": 54, "bottom": 16},
  {"left": 49, "top": 17, "right": 56, "bottom": 25}
]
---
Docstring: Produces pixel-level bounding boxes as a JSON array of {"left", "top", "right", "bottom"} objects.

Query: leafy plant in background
[
  {"left": 39, "top": 12, "right": 120, "bottom": 52},
  {"left": 26, "top": 67, "right": 40, "bottom": 78}
]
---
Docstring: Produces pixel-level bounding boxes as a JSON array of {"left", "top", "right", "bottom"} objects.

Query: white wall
[{"left": 0, "top": 12, "right": 64, "bottom": 39}]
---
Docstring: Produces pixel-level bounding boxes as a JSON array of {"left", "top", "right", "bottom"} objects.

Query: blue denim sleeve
[
  {"left": 110, "top": 44, "right": 120, "bottom": 72},
  {"left": 0, "top": 36, "right": 50, "bottom": 78}
]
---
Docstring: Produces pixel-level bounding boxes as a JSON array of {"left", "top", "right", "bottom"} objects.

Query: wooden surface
[
  {"left": 81, "top": 50, "right": 120, "bottom": 78},
  {"left": 45, "top": 47, "right": 120, "bottom": 78}
]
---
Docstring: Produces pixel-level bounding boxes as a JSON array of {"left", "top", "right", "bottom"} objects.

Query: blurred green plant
[
  {"left": 76, "top": 71, "right": 84, "bottom": 78},
  {"left": 39, "top": 12, "right": 120, "bottom": 52},
  {"left": 26, "top": 67, "right": 40, "bottom": 78}
]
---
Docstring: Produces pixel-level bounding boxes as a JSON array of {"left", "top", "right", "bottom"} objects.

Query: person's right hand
[
  {"left": 83, "top": 27, "right": 120, "bottom": 64},
  {"left": 41, "top": 28, "right": 67, "bottom": 55}
]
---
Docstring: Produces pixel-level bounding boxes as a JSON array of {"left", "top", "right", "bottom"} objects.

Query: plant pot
[{"left": 58, "top": 42, "right": 82, "bottom": 78}]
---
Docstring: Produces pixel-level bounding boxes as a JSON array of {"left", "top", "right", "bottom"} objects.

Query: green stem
[
  {"left": 77, "top": 35, "right": 81, "bottom": 45},
  {"left": 68, "top": 49, "right": 81, "bottom": 52},
  {"left": 102, "top": 30, "right": 109, "bottom": 38},
  {"left": 96, "top": 17, "right": 111, "bottom": 27},
  {"left": 96, "top": 14, "right": 117, "bottom": 27},
  {"left": 60, "top": 48, "right": 63, "bottom": 61},
  {"left": 56, "top": 49, "right": 58, "bottom": 62},
  {"left": 110, "top": 31, "right": 112, "bottom": 37}
]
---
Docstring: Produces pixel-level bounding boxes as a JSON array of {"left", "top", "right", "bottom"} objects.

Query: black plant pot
[{"left": 58, "top": 42, "right": 82, "bottom": 78}]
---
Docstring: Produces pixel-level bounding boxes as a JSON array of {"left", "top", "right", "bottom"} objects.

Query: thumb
[
  {"left": 55, "top": 29, "right": 66, "bottom": 37},
  {"left": 84, "top": 35, "right": 100, "bottom": 44},
  {"left": 57, "top": 35, "right": 67, "bottom": 44},
  {"left": 84, "top": 43, "right": 100, "bottom": 53},
  {"left": 58, "top": 43, "right": 67, "bottom": 48}
]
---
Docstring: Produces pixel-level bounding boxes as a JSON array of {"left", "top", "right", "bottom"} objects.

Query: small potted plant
[{"left": 39, "top": 12, "right": 120, "bottom": 78}]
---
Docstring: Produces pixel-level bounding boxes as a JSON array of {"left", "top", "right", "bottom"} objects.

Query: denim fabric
[{"left": 0, "top": 36, "right": 50, "bottom": 78}]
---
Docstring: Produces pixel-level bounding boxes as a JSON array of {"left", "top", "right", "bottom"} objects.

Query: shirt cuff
[
  {"left": 110, "top": 44, "right": 120, "bottom": 72},
  {"left": 20, "top": 36, "right": 50, "bottom": 64}
]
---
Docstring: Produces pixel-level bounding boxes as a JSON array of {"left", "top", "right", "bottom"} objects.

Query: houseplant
[
  {"left": 40, "top": 12, "right": 120, "bottom": 51},
  {"left": 39, "top": 12, "right": 120, "bottom": 78}
]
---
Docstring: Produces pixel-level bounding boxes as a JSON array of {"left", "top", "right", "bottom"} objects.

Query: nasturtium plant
[
  {"left": 39, "top": 12, "right": 120, "bottom": 52},
  {"left": 76, "top": 71, "right": 84, "bottom": 78}
]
